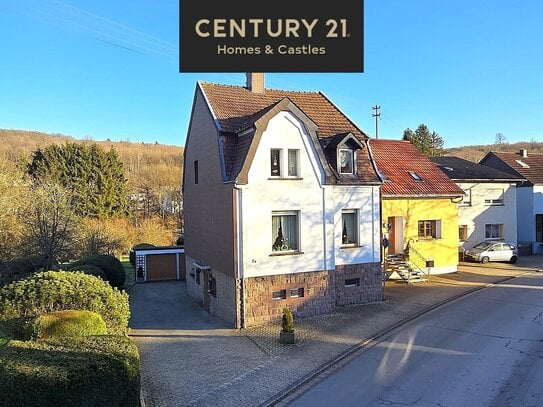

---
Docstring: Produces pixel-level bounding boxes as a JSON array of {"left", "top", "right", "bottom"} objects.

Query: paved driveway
[{"left": 129, "top": 281, "right": 268, "bottom": 407}]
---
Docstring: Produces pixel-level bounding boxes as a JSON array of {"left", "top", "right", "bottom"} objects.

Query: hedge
[
  {"left": 67, "top": 264, "right": 107, "bottom": 281},
  {"left": 28, "top": 310, "right": 107, "bottom": 340},
  {"left": 0, "top": 271, "right": 129, "bottom": 335},
  {"left": 70, "top": 254, "right": 126, "bottom": 288},
  {"left": 0, "top": 335, "right": 140, "bottom": 407}
]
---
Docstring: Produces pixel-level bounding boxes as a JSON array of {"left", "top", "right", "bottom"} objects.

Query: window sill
[
  {"left": 417, "top": 237, "right": 442, "bottom": 241},
  {"left": 269, "top": 251, "right": 304, "bottom": 257},
  {"left": 340, "top": 245, "right": 363, "bottom": 250},
  {"left": 484, "top": 204, "right": 504, "bottom": 206},
  {"left": 267, "top": 177, "right": 303, "bottom": 180}
]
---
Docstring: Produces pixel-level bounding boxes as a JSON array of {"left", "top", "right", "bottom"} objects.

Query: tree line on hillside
[{"left": 0, "top": 141, "right": 181, "bottom": 286}]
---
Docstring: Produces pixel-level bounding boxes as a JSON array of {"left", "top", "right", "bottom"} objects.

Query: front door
[
  {"left": 202, "top": 270, "right": 210, "bottom": 312},
  {"left": 388, "top": 216, "right": 404, "bottom": 254}
]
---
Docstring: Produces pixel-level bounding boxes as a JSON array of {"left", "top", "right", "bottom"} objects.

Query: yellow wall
[{"left": 382, "top": 198, "right": 459, "bottom": 272}]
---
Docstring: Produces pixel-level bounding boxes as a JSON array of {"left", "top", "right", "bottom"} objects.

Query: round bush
[
  {"left": 28, "top": 310, "right": 107, "bottom": 340},
  {"left": 67, "top": 264, "right": 107, "bottom": 280},
  {"left": 71, "top": 255, "right": 126, "bottom": 288},
  {"left": 0, "top": 271, "right": 130, "bottom": 335},
  {"left": 129, "top": 243, "right": 155, "bottom": 267}
]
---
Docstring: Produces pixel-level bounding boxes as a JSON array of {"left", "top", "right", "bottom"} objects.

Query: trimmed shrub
[
  {"left": 67, "top": 264, "right": 107, "bottom": 280},
  {"left": 71, "top": 254, "right": 126, "bottom": 288},
  {"left": 129, "top": 243, "right": 155, "bottom": 267},
  {"left": 0, "top": 335, "right": 140, "bottom": 407},
  {"left": 0, "top": 271, "right": 129, "bottom": 335},
  {"left": 281, "top": 307, "right": 294, "bottom": 333},
  {"left": 28, "top": 310, "right": 107, "bottom": 340}
]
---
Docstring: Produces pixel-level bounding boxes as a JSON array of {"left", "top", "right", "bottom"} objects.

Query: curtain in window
[
  {"left": 288, "top": 150, "right": 297, "bottom": 177},
  {"left": 272, "top": 214, "right": 298, "bottom": 251},
  {"left": 339, "top": 150, "right": 353, "bottom": 173},
  {"left": 342, "top": 212, "right": 356, "bottom": 244},
  {"left": 485, "top": 224, "right": 503, "bottom": 239}
]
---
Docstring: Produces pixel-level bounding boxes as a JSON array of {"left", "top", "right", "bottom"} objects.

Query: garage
[{"left": 134, "top": 247, "right": 185, "bottom": 283}]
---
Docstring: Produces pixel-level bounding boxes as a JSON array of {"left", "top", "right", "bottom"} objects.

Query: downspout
[
  {"left": 322, "top": 185, "right": 328, "bottom": 274},
  {"left": 233, "top": 183, "right": 245, "bottom": 329}
]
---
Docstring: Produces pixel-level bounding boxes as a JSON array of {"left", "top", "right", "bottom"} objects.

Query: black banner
[{"left": 179, "top": 0, "right": 364, "bottom": 72}]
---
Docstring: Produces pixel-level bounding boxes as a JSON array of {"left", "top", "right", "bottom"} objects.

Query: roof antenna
[{"left": 372, "top": 105, "right": 381, "bottom": 139}]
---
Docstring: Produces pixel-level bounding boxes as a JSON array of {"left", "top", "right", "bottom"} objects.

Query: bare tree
[
  {"left": 23, "top": 183, "right": 79, "bottom": 269},
  {"left": 495, "top": 132, "right": 507, "bottom": 145}
]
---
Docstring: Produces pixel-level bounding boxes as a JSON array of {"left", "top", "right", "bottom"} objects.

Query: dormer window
[
  {"left": 408, "top": 171, "right": 423, "bottom": 181},
  {"left": 339, "top": 149, "right": 354, "bottom": 174}
]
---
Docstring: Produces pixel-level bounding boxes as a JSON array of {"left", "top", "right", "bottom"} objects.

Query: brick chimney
[
  {"left": 520, "top": 149, "right": 528, "bottom": 158},
  {"left": 246, "top": 72, "right": 265, "bottom": 93}
]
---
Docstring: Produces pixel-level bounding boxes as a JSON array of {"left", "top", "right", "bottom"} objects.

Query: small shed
[{"left": 134, "top": 246, "right": 185, "bottom": 282}]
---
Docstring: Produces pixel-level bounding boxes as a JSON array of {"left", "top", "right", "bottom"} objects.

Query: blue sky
[{"left": 0, "top": 0, "right": 542, "bottom": 147}]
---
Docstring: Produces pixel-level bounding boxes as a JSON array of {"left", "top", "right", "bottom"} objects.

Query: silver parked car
[{"left": 465, "top": 242, "right": 518, "bottom": 264}]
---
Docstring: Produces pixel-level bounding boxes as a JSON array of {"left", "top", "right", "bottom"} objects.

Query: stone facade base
[{"left": 243, "top": 262, "right": 383, "bottom": 327}]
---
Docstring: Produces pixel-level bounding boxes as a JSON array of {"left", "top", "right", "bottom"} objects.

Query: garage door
[{"left": 146, "top": 253, "right": 178, "bottom": 281}]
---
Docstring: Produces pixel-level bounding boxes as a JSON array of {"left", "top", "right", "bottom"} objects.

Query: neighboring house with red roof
[
  {"left": 369, "top": 140, "right": 464, "bottom": 276},
  {"left": 431, "top": 156, "right": 523, "bottom": 252},
  {"left": 480, "top": 149, "right": 543, "bottom": 254},
  {"left": 183, "top": 74, "right": 383, "bottom": 327}
]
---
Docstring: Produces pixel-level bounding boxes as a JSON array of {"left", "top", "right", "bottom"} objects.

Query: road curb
[{"left": 261, "top": 272, "right": 528, "bottom": 407}]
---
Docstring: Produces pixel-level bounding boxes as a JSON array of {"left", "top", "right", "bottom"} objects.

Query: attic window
[
  {"left": 339, "top": 149, "right": 354, "bottom": 174},
  {"left": 515, "top": 160, "right": 530, "bottom": 168},
  {"left": 443, "top": 166, "right": 453, "bottom": 171},
  {"left": 408, "top": 171, "right": 423, "bottom": 181}
]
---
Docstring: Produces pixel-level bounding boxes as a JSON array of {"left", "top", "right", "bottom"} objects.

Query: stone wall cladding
[
  {"left": 244, "top": 270, "right": 335, "bottom": 327},
  {"left": 335, "top": 262, "right": 383, "bottom": 306}
]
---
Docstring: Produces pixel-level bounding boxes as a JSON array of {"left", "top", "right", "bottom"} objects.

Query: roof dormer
[{"left": 321, "top": 132, "right": 365, "bottom": 176}]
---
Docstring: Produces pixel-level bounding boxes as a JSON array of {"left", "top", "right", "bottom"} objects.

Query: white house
[
  {"left": 182, "top": 73, "right": 383, "bottom": 327},
  {"left": 431, "top": 156, "right": 522, "bottom": 252},
  {"left": 480, "top": 150, "right": 543, "bottom": 255}
]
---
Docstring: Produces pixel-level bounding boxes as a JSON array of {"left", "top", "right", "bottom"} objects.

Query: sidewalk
[{"left": 131, "top": 256, "right": 542, "bottom": 407}]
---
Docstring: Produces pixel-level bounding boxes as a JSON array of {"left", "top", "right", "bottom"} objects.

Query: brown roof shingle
[
  {"left": 199, "top": 82, "right": 381, "bottom": 184},
  {"left": 482, "top": 151, "right": 543, "bottom": 184},
  {"left": 370, "top": 139, "right": 464, "bottom": 197}
]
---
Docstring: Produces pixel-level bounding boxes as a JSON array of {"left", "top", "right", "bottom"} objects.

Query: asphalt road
[{"left": 289, "top": 273, "right": 543, "bottom": 407}]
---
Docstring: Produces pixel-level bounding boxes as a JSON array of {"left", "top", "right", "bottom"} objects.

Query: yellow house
[{"left": 370, "top": 140, "right": 464, "bottom": 276}]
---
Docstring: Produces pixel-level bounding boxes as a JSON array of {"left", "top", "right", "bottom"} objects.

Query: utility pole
[{"left": 372, "top": 105, "right": 381, "bottom": 139}]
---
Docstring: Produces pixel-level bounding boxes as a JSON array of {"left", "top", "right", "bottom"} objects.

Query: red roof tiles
[
  {"left": 482, "top": 151, "right": 543, "bottom": 184},
  {"left": 369, "top": 139, "right": 464, "bottom": 197}
]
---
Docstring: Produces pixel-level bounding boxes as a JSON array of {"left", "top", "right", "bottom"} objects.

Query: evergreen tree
[
  {"left": 402, "top": 124, "right": 444, "bottom": 156},
  {"left": 27, "top": 143, "right": 129, "bottom": 218}
]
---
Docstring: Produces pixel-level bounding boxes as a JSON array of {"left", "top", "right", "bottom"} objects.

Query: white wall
[
  {"left": 457, "top": 182, "right": 517, "bottom": 249},
  {"left": 240, "top": 111, "right": 380, "bottom": 278}
]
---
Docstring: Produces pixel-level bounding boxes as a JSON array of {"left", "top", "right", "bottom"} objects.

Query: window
[
  {"left": 194, "top": 160, "right": 199, "bottom": 184},
  {"left": 484, "top": 189, "right": 504, "bottom": 206},
  {"left": 418, "top": 220, "right": 441, "bottom": 239},
  {"left": 345, "top": 278, "right": 360, "bottom": 287},
  {"left": 341, "top": 210, "right": 358, "bottom": 246},
  {"left": 272, "top": 211, "right": 299, "bottom": 252},
  {"left": 289, "top": 288, "right": 304, "bottom": 298},
  {"left": 459, "top": 190, "right": 471, "bottom": 206},
  {"left": 209, "top": 276, "right": 216, "bottom": 297},
  {"left": 537, "top": 215, "right": 543, "bottom": 242},
  {"left": 485, "top": 224, "right": 504, "bottom": 240},
  {"left": 288, "top": 149, "right": 299, "bottom": 177},
  {"left": 272, "top": 289, "right": 287, "bottom": 300},
  {"left": 459, "top": 225, "right": 468, "bottom": 241},
  {"left": 408, "top": 171, "right": 423, "bottom": 181},
  {"left": 339, "top": 149, "right": 354, "bottom": 174},
  {"left": 270, "top": 149, "right": 281, "bottom": 177}
]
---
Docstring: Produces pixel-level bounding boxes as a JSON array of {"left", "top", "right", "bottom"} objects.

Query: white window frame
[
  {"left": 341, "top": 209, "right": 359, "bottom": 246},
  {"left": 338, "top": 148, "right": 355, "bottom": 174},
  {"left": 271, "top": 210, "right": 300, "bottom": 253},
  {"left": 459, "top": 190, "right": 471, "bottom": 207},
  {"left": 287, "top": 149, "right": 300, "bottom": 177},
  {"left": 485, "top": 223, "right": 504, "bottom": 240},
  {"left": 484, "top": 189, "right": 504, "bottom": 206}
]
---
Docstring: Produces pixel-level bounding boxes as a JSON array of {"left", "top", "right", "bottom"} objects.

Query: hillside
[
  {"left": 0, "top": 128, "right": 183, "bottom": 185},
  {"left": 445, "top": 140, "right": 543, "bottom": 162}
]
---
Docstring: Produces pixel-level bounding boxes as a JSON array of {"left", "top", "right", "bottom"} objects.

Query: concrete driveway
[{"left": 129, "top": 281, "right": 268, "bottom": 407}]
